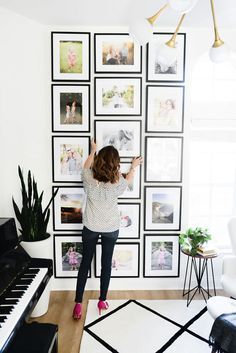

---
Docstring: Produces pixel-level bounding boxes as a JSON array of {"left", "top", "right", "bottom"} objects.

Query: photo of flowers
[
  {"left": 94, "top": 33, "right": 142, "bottom": 73},
  {"left": 51, "top": 32, "right": 90, "bottom": 81},
  {"left": 144, "top": 234, "right": 180, "bottom": 277},
  {"left": 95, "top": 77, "right": 142, "bottom": 116}
]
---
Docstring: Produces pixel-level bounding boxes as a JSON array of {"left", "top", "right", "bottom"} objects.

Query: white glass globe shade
[
  {"left": 209, "top": 43, "right": 230, "bottom": 63},
  {"left": 156, "top": 43, "right": 177, "bottom": 69},
  {"left": 129, "top": 18, "right": 153, "bottom": 46},
  {"left": 168, "top": 0, "right": 198, "bottom": 13}
]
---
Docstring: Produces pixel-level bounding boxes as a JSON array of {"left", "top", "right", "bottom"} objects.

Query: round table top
[{"left": 181, "top": 248, "right": 219, "bottom": 259}]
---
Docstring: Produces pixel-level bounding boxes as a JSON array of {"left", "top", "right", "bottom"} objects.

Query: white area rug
[{"left": 80, "top": 300, "right": 214, "bottom": 353}]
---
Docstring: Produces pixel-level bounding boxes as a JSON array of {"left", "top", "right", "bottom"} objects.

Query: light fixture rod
[
  {"left": 166, "top": 13, "right": 186, "bottom": 48},
  {"left": 147, "top": 3, "right": 169, "bottom": 25},
  {"left": 210, "top": 0, "right": 224, "bottom": 47}
]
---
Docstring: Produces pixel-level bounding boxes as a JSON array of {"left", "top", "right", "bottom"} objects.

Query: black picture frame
[
  {"left": 95, "top": 242, "right": 140, "bottom": 278},
  {"left": 52, "top": 135, "right": 90, "bottom": 183},
  {"left": 53, "top": 234, "right": 91, "bottom": 278},
  {"left": 51, "top": 84, "right": 90, "bottom": 133},
  {"left": 94, "top": 33, "right": 142, "bottom": 74},
  {"left": 146, "top": 32, "right": 186, "bottom": 83},
  {"left": 144, "top": 186, "right": 182, "bottom": 231},
  {"left": 52, "top": 186, "right": 85, "bottom": 231},
  {"left": 94, "top": 77, "right": 142, "bottom": 116},
  {"left": 118, "top": 202, "right": 141, "bottom": 239},
  {"left": 144, "top": 136, "right": 183, "bottom": 183},
  {"left": 94, "top": 119, "right": 141, "bottom": 159},
  {"left": 51, "top": 31, "right": 91, "bottom": 82},
  {"left": 119, "top": 161, "right": 141, "bottom": 199},
  {"left": 145, "top": 85, "right": 185, "bottom": 133},
  {"left": 143, "top": 234, "right": 180, "bottom": 278}
]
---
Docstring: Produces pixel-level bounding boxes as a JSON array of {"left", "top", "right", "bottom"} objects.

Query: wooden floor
[{"left": 32, "top": 290, "right": 224, "bottom": 353}]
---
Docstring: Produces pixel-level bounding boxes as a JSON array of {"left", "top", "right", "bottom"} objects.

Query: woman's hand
[
  {"left": 131, "top": 156, "right": 143, "bottom": 170},
  {"left": 91, "top": 139, "right": 97, "bottom": 154}
]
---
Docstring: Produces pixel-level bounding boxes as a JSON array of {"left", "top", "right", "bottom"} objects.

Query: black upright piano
[{"left": 0, "top": 218, "right": 53, "bottom": 352}]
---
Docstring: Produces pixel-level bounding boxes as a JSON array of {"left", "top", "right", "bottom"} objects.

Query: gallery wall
[{"left": 1, "top": 5, "right": 234, "bottom": 290}]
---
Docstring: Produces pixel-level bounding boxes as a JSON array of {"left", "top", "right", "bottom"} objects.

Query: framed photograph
[
  {"left": 145, "top": 136, "right": 183, "bottom": 182},
  {"left": 51, "top": 31, "right": 90, "bottom": 81},
  {"left": 53, "top": 234, "right": 91, "bottom": 278},
  {"left": 144, "top": 234, "right": 180, "bottom": 277},
  {"left": 94, "top": 77, "right": 142, "bottom": 116},
  {"left": 146, "top": 85, "right": 185, "bottom": 133},
  {"left": 118, "top": 203, "right": 140, "bottom": 239},
  {"left": 94, "top": 33, "right": 142, "bottom": 73},
  {"left": 52, "top": 136, "right": 89, "bottom": 182},
  {"left": 144, "top": 186, "right": 182, "bottom": 231},
  {"left": 53, "top": 186, "right": 85, "bottom": 231},
  {"left": 51, "top": 84, "right": 90, "bottom": 132},
  {"left": 119, "top": 162, "right": 141, "bottom": 199},
  {"left": 95, "top": 242, "right": 140, "bottom": 278},
  {"left": 147, "top": 32, "right": 186, "bottom": 82},
  {"left": 95, "top": 120, "right": 141, "bottom": 158}
]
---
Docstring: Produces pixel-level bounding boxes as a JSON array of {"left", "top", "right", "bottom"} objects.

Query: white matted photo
[
  {"left": 52, "top": 84, "right": 90, "bottom": 132},
  {"left": 52, "top": 136, "right": 89, "bottom": 182},
  {"left": 119, "top": 162, "right": 141, "bottom": 199},
  {"left": 146, "top": 85, "right": 184, "bottom": 133},
  {"left": 144, "top": 186, "right": 182, "bottom": 231},
  {"left": 94, "top": 77, "right": 142, "bottom": 116},
  {"left": 147, "top": 32, "right": 186, "bottom": 82},
  {"left": 145, "top": 136, "right": 183, "bottom": 182},
  {"left": 118, "top": 203, "right": 140, "bottom": 239},
  {"left": 95, "top": 242, "right": 140, "bottom": 277},
  {"left": 53, "top": 186, "right": 86, "bottom": 231},
  {"left": 51, "top": 32, "right": 90, "bottom": 81},
  {"left": 53, "top": 234, "right": 90, "bottom": 278},
  {"left": 144, "top": 234, "right": 180, "bottom": 277},
  {"left": 94, "top": 33, "right": 142, "bottom": 73},
  {"left": 95, "top": 120, "right": 141, "bottom": 158}
]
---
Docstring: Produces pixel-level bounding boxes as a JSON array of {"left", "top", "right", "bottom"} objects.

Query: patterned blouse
[{"left": 81, "top": 168, "right": 128, "bottom": 232}]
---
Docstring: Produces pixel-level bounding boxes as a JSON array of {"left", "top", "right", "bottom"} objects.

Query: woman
[{"left": 73, "top": 140, "right": 142, "bottom": 319}]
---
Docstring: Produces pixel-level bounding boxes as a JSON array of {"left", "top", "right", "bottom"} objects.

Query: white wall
[{"left": 0, "top": 6, "right": 234, "bottom": 291}]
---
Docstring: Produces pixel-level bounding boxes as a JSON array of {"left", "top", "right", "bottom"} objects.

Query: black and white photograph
[
  {"left": 145, "top": 136, "right": 183, "bottom": 182},
  {"left": 53, "top": 186, "right": 85, "bottom": 231},
  {"left": 95, "top": 242, "right": 140, "bottom": 278},
  {"left": 52, "top": 84, "right": 90, "bottom": 132},
  {"left": 94, "top": 77, "right": 142, "bottom": 116},
  {"left": 53, "top": 234, "right": 91, "bottom": 278},
  {"left": 144, "top": 186, "right": 182, "bottom": 231},
  {"left": 144, "top": 234, "right": 180, "bottom": 277},
  {"left": 52, "top": 136, "right": 89, "bottom": 182},
  {"left": 94, "top": 33, "right": 142, "bottom": 73},
  {"left": 146, "top": 85, "right": 185, "bottom": 133},
  {"left": 147, "top": 32, "right": 186, "bottom": 82},
  {"left": 95, "top": 120, "right": 141, "bottom": 158},
  {"left": 118, "top": 203, "right": 140, "bottom": 239}
]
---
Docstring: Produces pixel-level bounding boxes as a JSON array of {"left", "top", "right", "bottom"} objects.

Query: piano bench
[{"left": 7, "top": 322, "right": 58, "bottom": 353}]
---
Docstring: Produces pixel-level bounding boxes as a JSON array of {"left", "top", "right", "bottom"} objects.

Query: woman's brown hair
[{"left": 92, "top": 145, "right": 120, "bottom": 183}]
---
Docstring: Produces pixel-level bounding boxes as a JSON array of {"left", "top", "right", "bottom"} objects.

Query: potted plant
[
  {"left": 179, "top": 227, "right": 212, "bottom": 255},
  {"left": 12, "top": 166, "right": 58, "bottom": 244},
  {"left": 12, "top": 166, "right": 58, "bottom": 317}
]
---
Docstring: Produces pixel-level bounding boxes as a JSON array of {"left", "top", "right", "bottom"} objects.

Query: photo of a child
[
  {"left": 61, "top": 242, "right": 83, "bottom": 271},
  {"left": 151, "top": 241, "right": 173, "bottom": 271}
]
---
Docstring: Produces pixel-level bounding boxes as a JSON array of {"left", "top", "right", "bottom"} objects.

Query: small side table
[{"left": 181, "top": 248, "right": 218, "bottom": 306}]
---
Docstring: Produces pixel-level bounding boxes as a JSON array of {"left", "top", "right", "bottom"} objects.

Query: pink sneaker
[
  {"left": 73, "top": 303, "right": 82, "bottom": 320},
  {"left": 97, "top": 300, "right": 109, "bottom": 315}
]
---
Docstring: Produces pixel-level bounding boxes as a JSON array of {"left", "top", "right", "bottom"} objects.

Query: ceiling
[{"left": 0, "top": 0, "right": 235, "bottom": 28}]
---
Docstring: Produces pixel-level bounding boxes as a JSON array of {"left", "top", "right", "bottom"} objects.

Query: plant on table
[{"left": 179, "top": 227, "right": 212, "bottom": 255}]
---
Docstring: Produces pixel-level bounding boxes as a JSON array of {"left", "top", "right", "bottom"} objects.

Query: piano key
[
  {"left": 0, "top": 299, "right": 19, "bottom": 305},
  {"left": 0, "top": 306, "right": 13, "bottom": 315},
  {"left": 21, "top": 274, "right": 36, "bottom": 279},
  {"left": 0, "top": 268, "right": 48, "bottom": 351},
  {"left": 0, "top": 316, "right": 7, "bottom": 322},
  {"left": 14, "top": 279, "right": 33, "bottom": 285},
  {"left": 14, "top": 285, "right": 29, "bottom": 290},
  {"left": 4, "top": 291, "right": 24, "bottom": 299}
]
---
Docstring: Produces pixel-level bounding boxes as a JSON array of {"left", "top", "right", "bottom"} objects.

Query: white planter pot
[{"left": 21, "top": 235, "right": 52, "bottom": 318}]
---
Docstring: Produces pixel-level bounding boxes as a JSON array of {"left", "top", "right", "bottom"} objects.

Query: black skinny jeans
[{"left": 75, "top": 226, "right": 119, "bottom": 303}]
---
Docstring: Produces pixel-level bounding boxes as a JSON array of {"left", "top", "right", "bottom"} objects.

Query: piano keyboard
[{"left": 0, "top": 268, "right": 48, "bottom": 351}]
